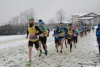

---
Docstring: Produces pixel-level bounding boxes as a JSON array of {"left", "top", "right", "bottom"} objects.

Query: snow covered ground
[
  {"left": 0, "top": 35, "right": 26, "bottom": 49},
  {"left": 0, "top": 35, "right": 26, "bottom": 43},
  {"left": 0, "top": 28, "right": 100, "bottom": 67}
]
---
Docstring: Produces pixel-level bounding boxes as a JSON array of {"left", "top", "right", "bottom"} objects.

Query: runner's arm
[
  {"left": 96, "top": 28, "right": 98, "bottom": 32},
  {"left": 52, "top": 30, "right": 55, "bottom": 36},
  {"left": 27, "top": 26, "right": 29, "bottom": 36},
  {"left": 66, "top": 30, "right": 69, "bottom": 36},
  {"left": 73, "top": 30, "right": 74, "bottom": 35},
  {"left": 65, "top": 28, "right": 68, "bottom": 34},
  {"left": 35, "top": 26, "right": 43, "bottom": 35},
  {"left": 44, "top": 27, "right": 48, "bottom": 34}
]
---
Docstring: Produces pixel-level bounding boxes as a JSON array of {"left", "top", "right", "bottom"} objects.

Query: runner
[
  {"left": 57, "top": 23, "right": 66, "bottom": 53},
  {"left": 92, "top": 26, "right": 95, "bottom": 33},
  {"left": 96, "top": 23, "right": 100, "bottom": 55},
  {"left": 87, "top": 25, "right": 91, "bottom": 35},
  {"left": 52, "top": 26, "right": 59, "bottom": 52},
  {"left": 26, "top": 18, "right": 43, "bottom": 66},
  {"left": 83, "top": 26, "right": 87, "bottom": 36},
  {"left": 78, "top": 26, "right": 83, "bottom": 37},
  {"left": 38, "top": 19, "right": 48, "bottom": 56},
  {"left": 73, "top": 26, "right": 79, "bottom": 48},
  {"left": 67, "top": 24, "right": 74, "bottom": 52},
  {"left": 47, "top": 28, "right": 50, "bottom": 37},
  {"left": 76, "top": 26, "right": 80, "bottom": 35},
  {"left": 64, "top": 25, "right": 68, "bottom": 48}
]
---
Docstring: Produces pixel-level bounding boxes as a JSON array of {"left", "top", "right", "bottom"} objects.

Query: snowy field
[
  {"left": 0, "top": 35, "right": 26, "bottom": 49},
  {"left": 0, "top": 35, "right": 26, "bottom": 43},
  {"left": 0, "top": 27, "right": 100, "bottom": 67}
]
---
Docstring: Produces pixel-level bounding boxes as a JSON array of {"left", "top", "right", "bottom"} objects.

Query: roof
[
  {"left": 72, "top": 12, "right": 89, "bottom": 17},
  {"left": 79, "top": 17, "right": 95, "bottom": 20},
  {"left": 72, "top": 12, "right": 99, "bottom": 17}
]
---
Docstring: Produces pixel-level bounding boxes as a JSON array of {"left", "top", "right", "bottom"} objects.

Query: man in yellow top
[
  {"left": 26, "top": 18, "right": 42, "bottom": 66},
  {"left": 38, "top": 19, "right": 48, "bottom": 56},
  {"left": 67, "top": 24, "right": 74, "bottom": 52}
]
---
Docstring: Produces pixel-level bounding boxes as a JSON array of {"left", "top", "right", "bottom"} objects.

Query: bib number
[
  {"left": 29, "top": 34, "right": 35, "bottom": 38},
  {"left": 59, "top": 33, "right": 64, "bottom": 37}
]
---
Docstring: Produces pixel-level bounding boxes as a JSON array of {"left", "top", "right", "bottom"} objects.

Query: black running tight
[
  {"left": 70, "top": 44, "right": 72, "bottom": 50},
  {"left": 73, "top": 37, "right": 78, "bottom": 43}
]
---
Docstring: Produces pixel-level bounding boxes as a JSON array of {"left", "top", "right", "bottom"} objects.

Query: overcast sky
[{"left": 0, "top": 0, "right": 100, "bottom": 24}]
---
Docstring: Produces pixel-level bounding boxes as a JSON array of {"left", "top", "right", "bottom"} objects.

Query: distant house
[{"left": 72, "top": 12, "right": 100, "bottom": 25}]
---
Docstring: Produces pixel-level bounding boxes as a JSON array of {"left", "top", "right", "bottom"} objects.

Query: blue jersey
[
  {"left": 56, "top": 27, "right": 66, "bottom": 40},
  {"left": 74, "top": 29, "right": 78, "bottom": 37},
  {"left": 92, "top": 27, "right": 95, "bottom": 30},
  {"left": 57, "top": 27, "right": 66, "bottom": 33},
  {"left": 56, "top": 27, "right": 66, "bottom": 37},
  {"left": 38, "top": 26, "right": 47, "bottom": 32}
]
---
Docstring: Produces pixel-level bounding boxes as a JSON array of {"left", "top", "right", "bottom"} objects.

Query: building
[{"left": 72, "top": 12, "right": 100, "bottom": 26}]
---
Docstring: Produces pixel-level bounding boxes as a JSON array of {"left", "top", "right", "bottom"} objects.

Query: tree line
[
  {"left": 0, "top": 8, "right": 66, "bottom": 35},
  {"left": 0, "top": 8, "right": 36, "bottom": 35}
]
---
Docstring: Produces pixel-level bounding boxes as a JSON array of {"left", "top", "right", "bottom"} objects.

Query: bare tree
[
  {"left": 48, "top": 18, "right": 57, "bottom": 29},
  {"left": 18, "top": 8, "right": 36, "bottom": 24},
  {"left": 48, "top": 18, "right": 55, "bottom": 24},
  {"left": 56, "top": 9, "right": 66, "bottom": 23},
  {"left": 1, "top": 8, "right": 36, "bottom": 35},
  {"left": 19, "top": 12, "right": 26, "bottom": 24},
  {"left": 9, "top": 16, "right": 18, "bottom": 25},
  {"left": 24, "top": 8, "right": 36, "bottom": 23}
]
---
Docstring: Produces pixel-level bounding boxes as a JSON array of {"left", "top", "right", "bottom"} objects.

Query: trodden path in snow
[{"left": 0, "top": 32, "right": 100, "bottom": 67}]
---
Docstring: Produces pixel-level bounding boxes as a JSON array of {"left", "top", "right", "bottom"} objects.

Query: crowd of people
[
  {"left": 26, "top": 18, "right": 98, "bottom": 66},
  {"left": 52, "top": 23, "right": 92, "bottom": 53}
]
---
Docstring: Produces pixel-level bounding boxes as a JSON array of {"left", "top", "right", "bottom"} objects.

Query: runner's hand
[{"left": 44, "top": 31, "right": 48, "bottom": 34}]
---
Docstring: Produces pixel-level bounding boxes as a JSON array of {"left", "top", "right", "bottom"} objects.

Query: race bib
[
  {"left": 29, "top": 34, "right": 38, "bottom": 40},
  {"left": 29, "top": 34, "right": 35, "bottom": 38},
  {"left": 59, "top": 33, "right": 64, "bottom": 37},
  {"left": 69, "top": 33, "right": 73, "bottom": 36}
]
